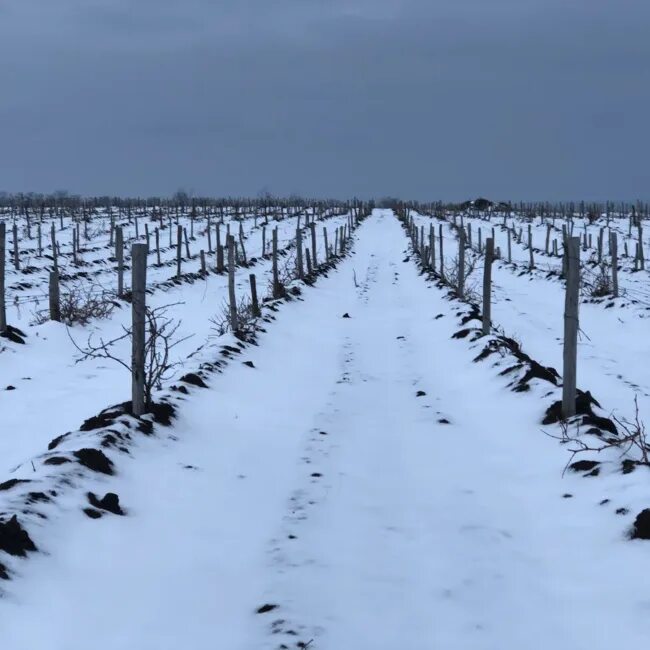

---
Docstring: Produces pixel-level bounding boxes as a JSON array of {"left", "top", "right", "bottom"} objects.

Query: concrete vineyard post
[
  {"left": 562, "top": 237, "right": 581, "bottom": 419},
  {"left": 131, "top": 243, "right": 147, "bottom": 417}
]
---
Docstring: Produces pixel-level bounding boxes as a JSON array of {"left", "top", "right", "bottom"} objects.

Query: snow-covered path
[{"left": 2, "top": 211, "right": 649, "bottom": 650}]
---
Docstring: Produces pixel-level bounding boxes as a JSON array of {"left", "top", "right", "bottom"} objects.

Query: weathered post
[
  {"left": 51, "top": 223, "right": 58, "bottom": 273},
  {"left": 227, "top": 235, "right": 238, "bottom": 332},
  {"left": 323, "top": 227, "right": 329, "bottom": 261},
  {"left": 176, "top": 225, "right": 183, "bottom": 278},
  {"left": 184, "top": 228, "right": 191, "bottom": 259},
  {"left": 216, "top": 225, "right": 224, "bottom": 272},
  {"left": 611, "top": 232, "right": 619, "bottom": 298},
  {"left": 116, "top": 226, "right": 124, "bottom": 297},
  {"left": 238, "top": 223, "right": 247, "bottom": 265},
  {"left": 37, "top": 222, "right": 42, "bottom": 257},
  {"left": 305, "top": 247, "right": 313, "bottom": 275},
  {"left": 262, "top": 226, "right": 267, "bottom": 257},
  {"left": 296, "top": 226, "right": 304, "bottom": 279},
  {"left": 272, "top": 228, "right": 281, "bottom": 297},
  {"left": 200, "top": 249, "right": 206, "bottom": 274},
  {"left": 528, "top": 225, "right": 535, "bottom": 270},
  {"left": 507, "top": 228, "right": 512, "bottom": 263},
  {"left": 131, "top": 243, "right": 147, "bottom": 417},
  {"left": 0, "top": 223, "right": 6, "bottom": 331},
  {"left": 458, "top": 229, "right": 466, "bottom": 298},
  {"left": 12, "top": 223, "right": 19, "bottom": 270},
  {"left": 49, "top": 271, "right": 61, "bottom": 322},
  {"left": 155, "top": 228, "right": 161, "bottom": 266},
  {"left": 249, "top": 273, "right": 261, "bottom": 317},
  {"left": 482, "top": 238, "right": 494, "bottom": 335},
  {"left": 439, "top": 224, "right": 444, "bottom": 279},
  {"left": 562, "top": 237, "right": 580, "bottom": 419},
  {"left": 310, "top": 222, "right": 317, "bottom": 268}
]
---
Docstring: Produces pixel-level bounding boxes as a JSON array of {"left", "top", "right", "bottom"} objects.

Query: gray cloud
[{"left": 0, "top": 0, "right": 648, "bottom": 200}]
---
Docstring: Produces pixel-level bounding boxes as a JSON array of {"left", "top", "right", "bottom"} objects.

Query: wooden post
[
  {"left": 528, "top": 225, "right": 534, "bottom": 270},
  {"left": 439, "top": 224, "right": 444, "bottom": 279},
  {"left": 249, "top": 273, "right": 260, "bottom": 317},
  {"left": 562, "top": 237, "right": 580, "bottom": 419},
  {"left": 207, "top": 221, "right": 213, "bottom": 253},
  {"left": 131, "top": 243, "right": 147, "bottom": 416},
  {"left": 458, "top": 229, "right": 465, "bottom": 298},
  {"left": 155, "top": 228, "right": 161, "bottom": 265},
  {"left": 184, "top": 228, "right": 191, "bottom": 258},
  {"left": 545, "top": 224, "right": 551, "bottom": 254},
  {"left": 49, "top": 271, "right": 61, "bottom": 322},
  {"left": 176, "top": 225, "right": 183, "bottom": 278},
  {"left": 482, "top": 238, "right": 494, "bottom": 335},
  {"left": 228, "top": 235, "right": 238, "bottom": 332},
  {"left": 116, "top": 226, "right": 124, "bottom": 297},
  {"left": 238, "top": 223, "right": 247, "bottom": 265},
  {"left": 272, "top": 228, "right": 280, "bottom": 297},
  {"left": 37, "top": 222, "right": 42, "bottom": 257},
  {"left": 507, "top": 228, "right": 512, "bottom": 263},
  {"left": 638, "top": 224, "right": 645, "bottom": 270},
  {"left": 200, "top": 249, "right": 206, "bottom": 274},
  {"left": 51, "top": 223, "right": 58, "bottom": 273},
  {"left": 310, "top": 222, "right": 317, "bottom": 268},
  {"left": 0, "top": 222, "right": 6, "bottom": 331},
  {"left": 323, "top": 227, "right": 329, "bottom": 261},
  {"left": 296, "top": 227, "right": 304, "bottom": 279},
  {"left": 611, "top": 232, "right": 619, "bottom": 298},
  {"left": 12, "top": 223, "right": 19, "bottom": 270},
  {"left": 262, "top": 226, "right": 267, "bottom": 257},
  {"left": 305, "top": 247, "right": 313, "bottom": 275},
  {"left": 429, "top": 224, "right": 435, "bottom": 271},
  {"left": 145, "top": 223, "right": 150, "bottom": 251},
  {"left": 216, "top": 225, "right": 224, "bottom": 272}
]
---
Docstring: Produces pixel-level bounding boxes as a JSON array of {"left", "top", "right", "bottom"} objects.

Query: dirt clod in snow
[
  {"left": 43, "top": 456, "right": 71, "bottom": 466},
  {"left": 631, "top": 509, "right": 650, "bottom": 540},
  {"left": 73, "top": 448, "right": 114, "bottom": 475},
  {"left": 256, "top": 604, "right": 279, "bottom": 614},
  {"left": 83, "top": 508, "right": 103, "bottom": 520},
  {"left": 180, "top": 373, "right": 208, "bottom": 388},
  {"left": 5, "top": 385, "right": 16, "bottom": 391},
  {"left": 416, "top": 390, "right": 427, "bottom": 397},
  {"left": 342, "top": 313, "right": 351, "bottom": 318},
  {"left": 0, "top": 479, "right": 31, "bottom": 492},
  {"left": 87, "top": 492, "right": 124, "bottom": 515},
  {"left": 243, "top": 361, "right": 255, "bottom": 368},
  {"left": 568, "top": 460, "right": 600, "bottom": 473},
  {"left": 0, "top": 515, "right": 37, "bottom": 556}
]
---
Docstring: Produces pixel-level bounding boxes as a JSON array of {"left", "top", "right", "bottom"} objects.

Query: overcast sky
[{"left": 0, "top": 0, "right": 648, "bottom": 201}]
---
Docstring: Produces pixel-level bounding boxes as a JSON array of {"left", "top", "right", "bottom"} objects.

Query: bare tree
[{"left": 69, "top": 303, "right": 191, "bottom": 410}]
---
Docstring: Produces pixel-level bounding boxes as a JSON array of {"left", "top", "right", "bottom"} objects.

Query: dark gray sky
[{"left": 1, "top": 0, "right": 648, "bottom": 201}]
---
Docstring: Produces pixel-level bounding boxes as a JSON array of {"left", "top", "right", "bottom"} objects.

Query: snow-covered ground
[{"left": 1, "top": 209, "right": 649, "bottom": 649}]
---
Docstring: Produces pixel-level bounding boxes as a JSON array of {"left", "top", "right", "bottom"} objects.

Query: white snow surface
[{"left": 1, "top": 209, "right": 649, "bottom": 649}]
